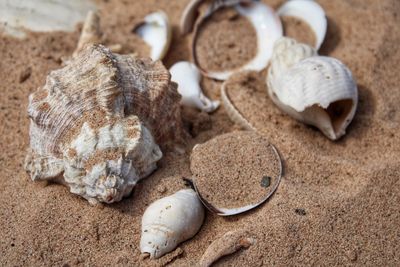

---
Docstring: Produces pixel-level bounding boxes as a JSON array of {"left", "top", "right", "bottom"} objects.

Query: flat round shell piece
[{"left": 190, "top": 131, "right": 282, "bottom": 216}]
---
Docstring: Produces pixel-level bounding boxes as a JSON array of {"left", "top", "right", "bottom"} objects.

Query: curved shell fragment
[
  {"left": 170, "top": 61, "right": 220, "bottom": 113},
  {"left": 134, "top": 11, "right": 172, "bottom": 61},
  {"left": 192, "top": 1, "right": 283, "bottom": 80},
  {"left": 180, "top": 0, "right": 204, "bottom": 34},
  {"left": 277, "top": 0, "right": 327, "bottom": 50}
]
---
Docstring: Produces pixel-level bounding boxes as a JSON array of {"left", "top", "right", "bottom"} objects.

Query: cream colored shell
[
  {"left": 267, "top": 38, "right": 358, "bottom": 140},
  {"left": 140, "top": 189, "right": 204, "bottom": 259},
  {"left": 25, "top": 44, "right": 184, "bottom": 203}
]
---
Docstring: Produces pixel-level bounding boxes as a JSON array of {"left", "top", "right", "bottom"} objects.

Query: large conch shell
[
  {"left": 267, "top": 37, "right": 358, "bottom": 140},
  {"left": 24, "top": 44, "right": 184, "bottom": 204},
  {"left": 187, "top": 0, "right": 282, "bottom": 80},
  {"left": 140, "top": 189, "right": 205, "bottom": 259},
  {"left": 170, "top": 61, "right": 220, "bottom": 113}
]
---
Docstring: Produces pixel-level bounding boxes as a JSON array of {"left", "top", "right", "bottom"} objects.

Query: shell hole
[{"left": 326, "top": 99, "right": 354, "bottom": 134}]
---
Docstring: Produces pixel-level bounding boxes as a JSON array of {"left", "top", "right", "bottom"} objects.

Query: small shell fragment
[
  {"left": 199, "top": 229, "right": 254, "bottom": 267},
  {"left": 277, "top": 0, "right": 327, "bottom": 50},
  {"left": 140, "top": 189, "right": 205, "bottom": 259},
  {"left": 191, "top": 1, "right": 283, "bottom": 80},
  {"left": 170, "top": 61, "right": 220, "bottom": 113},
  {"left": 133, "top": 11, "right": 172, "bottom": 61},
  {"left": 190, "top": 131, "right": 282, "bottom": 216}
]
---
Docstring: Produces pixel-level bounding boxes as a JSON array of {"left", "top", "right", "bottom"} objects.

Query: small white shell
[
  {"left": 134, "top": 11, "right": 172, "bottom": 61},
  {"left": 278, "top": 0, "right": 327, "bottom": 50},
  {"left": 170, "top": 61, "right": 220, "bottom": 113},
  {"left": 192, "top": 1, "right": 283, "bottom": 80},
  {"left": 0, "top": 0, "right": 96, "bottom": 38},
  {"left": 267, "top": 39, "right": 358, "bottom": 140},
  {"left": 140, "top": 189, "right": 205, "bottom": 259}
]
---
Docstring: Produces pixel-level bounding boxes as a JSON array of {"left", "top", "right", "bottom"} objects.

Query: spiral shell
[
  {"left": 267, "top": 38, "right": 358, "bottom": 140},
  {"left": 24, "top": 44, "right": 184, "bottom": 203},
  {"left": 140, "top": 189, "right": 204, "bottom": 259}
]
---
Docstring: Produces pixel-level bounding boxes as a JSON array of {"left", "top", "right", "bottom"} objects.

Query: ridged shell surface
[
  {"left": 272, "top": 56, "right": 357, "bottom": 112},
  {"left": 267, "top": 53, "right": 358, "bottom": 140},
  {"left": 25, "top": 44, "right": 184, "bottom": 203},
  {"left": 268, "top": 37, "right": 317, "bottom": 89}
]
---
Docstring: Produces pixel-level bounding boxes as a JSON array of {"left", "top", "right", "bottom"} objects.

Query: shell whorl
[{"left": 25, "top": 44, "right": 183, "bottom": 203}]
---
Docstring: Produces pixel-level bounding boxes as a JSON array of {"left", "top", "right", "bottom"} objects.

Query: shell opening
[{"left": 326, "top": 99, "right": 354, "bottom": 135}]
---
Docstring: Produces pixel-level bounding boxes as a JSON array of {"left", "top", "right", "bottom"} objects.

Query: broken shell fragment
[
  {"left": 277, "top": 0, "right": 327, "bottom": 50},
  {"left": 134, "top": 11, "right": 172, "bottom": 61},
  {"left": 140, "top": 189, "right": 205, "bottom": 259},
  {"left": 0, "top": 0, "right": 96, "bottom": 38},
  {"left": 180, "top": 0, "right": 204, "bottom": 34},
  {"left": 192, "top": 1, "right": 283, "bottom": 80},
  {"left": 190, "top": 131, "right": 282, "bottom": 216},
  {"left": 24, "top": 44, "right": 185, "bottom": 204},
  {"left": 221, "top": 80, "right": 256, "bottom": 131},
  {"left": 170, "top": 61, "right": 220, "bottom": 113},
  {"left": 267, "top": 38, "right": 358, "bottom": 140},
  {"left": 199, "top": 229, "right": 255, "bottom": 267}
]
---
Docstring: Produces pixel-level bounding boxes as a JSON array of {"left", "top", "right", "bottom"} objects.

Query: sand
[{"left": 0, "top": 0, "right": 399, "bottom": 266}]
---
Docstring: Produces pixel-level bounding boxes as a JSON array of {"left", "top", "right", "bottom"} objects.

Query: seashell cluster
[
  {"left": 267, "top": 37, "right": 358, "bottom": 140},
  {"left": 140, "top": 189, "right": 205, "bottom": 259},
  {"left": 25, "top": 44, "right": 184, "bottom": 204}
]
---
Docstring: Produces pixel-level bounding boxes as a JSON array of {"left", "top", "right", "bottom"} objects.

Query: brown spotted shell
[{"left": 25, "top": 44, "right": 185, "bottom": 204}]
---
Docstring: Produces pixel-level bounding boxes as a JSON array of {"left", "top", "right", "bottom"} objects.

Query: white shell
[
  {"left": 0, "top": 0, "right": 96, "bottom": 38},
  {"left": 170, "top": 61, "right": 220, "bottom": 113},
  {"left": 267, "top": 39, "right": 358, "bottom": 140},
  {"left": 192, "top": 1, "right": 283, "bottom": 80},
  {"left": 140, "top": 189, "right": 205, "bottom": 259},
  {"left": 134, "top": 11, "right": 172, "bottom": 61},
  {"left": 278, "top": 0, "right": 327, "bottom": 50}
]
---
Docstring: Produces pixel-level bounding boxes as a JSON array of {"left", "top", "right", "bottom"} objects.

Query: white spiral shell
[
  {"left": 267, "top": 38, "right": 358, "bottom": 140},
  {"left": 140, "top": 189, "right": 204, "bottom": 259}
]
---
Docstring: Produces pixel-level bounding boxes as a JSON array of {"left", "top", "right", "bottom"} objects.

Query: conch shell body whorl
[{"left": 25, "top": 45, "right": 184, "bottom": 204}]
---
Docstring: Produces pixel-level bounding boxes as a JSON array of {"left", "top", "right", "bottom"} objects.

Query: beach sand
[{"left": 0, "top": 0, "right": 399, "bottom": 266}]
